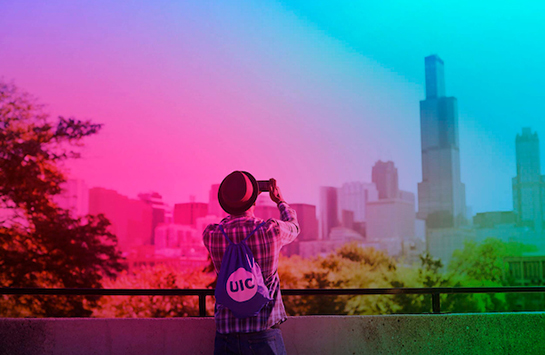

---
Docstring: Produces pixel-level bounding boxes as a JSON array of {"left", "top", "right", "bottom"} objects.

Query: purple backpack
[{"left": 215, "top": 222, "right": 272, "bottom": 318}]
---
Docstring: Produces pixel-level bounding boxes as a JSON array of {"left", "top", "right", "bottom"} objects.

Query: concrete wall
[{"left": 1, "top": 313, "right": 544, "bottom": 355}]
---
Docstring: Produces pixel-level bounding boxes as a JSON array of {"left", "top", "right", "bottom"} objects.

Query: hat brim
[{"left": 218, "top": 171, "right": 259, "bottom": 215}]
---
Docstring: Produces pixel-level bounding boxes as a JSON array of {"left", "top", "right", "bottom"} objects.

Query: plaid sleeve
[
  {"left": 273, "top": 202, "right": 300, "bottom": 246},
  {"left": 202, "top": 223, "right": 215, "bottom": 249}
]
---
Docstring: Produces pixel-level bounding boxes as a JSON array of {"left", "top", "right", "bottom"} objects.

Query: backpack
[{"left": 215, "top": 222, "right": 272, "bottom": 318}]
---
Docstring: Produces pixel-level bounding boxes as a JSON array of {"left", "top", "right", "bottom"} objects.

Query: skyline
[{"left": 1, "top": 1, "right": 544, "bottom": 212}]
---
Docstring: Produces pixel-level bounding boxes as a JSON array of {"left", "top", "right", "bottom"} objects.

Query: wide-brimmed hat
[{"left": 218, "top": 171, "right": 259, "bottom": 215}]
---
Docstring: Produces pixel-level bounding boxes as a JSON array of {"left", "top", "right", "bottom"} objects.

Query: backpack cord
[{"left": 219, "top": 221, "right": 266, "bottom": 245}]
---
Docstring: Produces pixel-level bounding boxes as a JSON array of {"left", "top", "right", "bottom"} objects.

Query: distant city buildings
[
  {"left": 53, "top": 178, "right": 89, "bottom": 217},
  {"left": 291, "top": 203, "right": 319, "bottom": 241},
  {"left": 155, "top": 224, "right": 195, "bottom": 250},
  {"left": 372, "top": 161, "right": 399, "bottom": 199},
  {"left": 89, "top": 187, "right": 153, "bottom": 252},
  {"left": 417, "top": 55, "right": 467, "bottom": 228},
  {"left": 319, "top": 182, "right": 378, "bottom": 240},
  {"left": 208, "top": 184, "right": 227, "bottom": 219},
  {"left": 299, "top": 226, "right": 365, "bottom": 259},
  {"left": 254, "top": 193, "right": 281, "bottom": 220},
  {"left": 319, "top": 186, "right": 340, "bottom": 240},
  {"left": 426, "top": 227, "right": 475, "bottom": 267},
  {"left": 473, "top": 211, "right": 516, "bottom": 229},
  {"left": 154, "top": 223, "right": 207, "bottom": 259},
  {"left": 512, "top": 128, "right": 545, "bottom": 232},
  {"left": 64, "top": 56, "right": 545, "bottom": 270},
  {"left": 174, "top": 202, "right": 208, "bottom": 227},
  {"left": 366, "top": 160, "right": 421, "bottom": 259},
  {"left": 282, "top": 203, "right": 319, "bottom": 257},
  {"left": 338, "top": 182, "right": 378, "bottom": 236},
  {"left": 138, "top": 192, "right": 167, "bottom": 245},
  {"left": 426, "top": 127, "right": 545, "bottom": 268},
  {"left": 366, "top": 198, "right": 415, "bottom": 244}
]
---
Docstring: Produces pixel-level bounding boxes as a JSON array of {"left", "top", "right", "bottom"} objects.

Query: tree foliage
[
  {"left": 279, "top": 243, "right": 396, "bottom": 315},
  {"left": 93, "top": 264, "right": 215, "bottom": 318},
  {"left": 0, "top": 79, "right": 124, "bottom": 317},
  {"left": 448, "top": 238, "right": 540, "bottom": 312},
  {"left": 449, "top": 238, "right": 535, "bottom": 284},
  {"left": 279, "top": 239, "right": 539, "bottom": 316}
]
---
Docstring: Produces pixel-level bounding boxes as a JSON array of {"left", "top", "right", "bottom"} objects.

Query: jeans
[{"left": 214, "top": 328, "right": 287, "bottom": 355}]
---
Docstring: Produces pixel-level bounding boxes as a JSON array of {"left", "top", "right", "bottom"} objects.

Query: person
[{"left": 203, "top": 171, "right": 300, "bottom": 355}]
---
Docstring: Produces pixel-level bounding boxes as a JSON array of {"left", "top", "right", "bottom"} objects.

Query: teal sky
[
  {"left": 1, "top": 0, "right": 544, "bottom": 213},
  {"left": 277, "top": 0, "right": 545, "bottom": 213}
]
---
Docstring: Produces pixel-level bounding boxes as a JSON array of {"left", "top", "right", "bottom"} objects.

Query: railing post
[
  {"left": 199, "top": 294, "right": 206, "bottom": 317},
  {"left": 432, "top": 292, "right": 441, "bottom": 313}
]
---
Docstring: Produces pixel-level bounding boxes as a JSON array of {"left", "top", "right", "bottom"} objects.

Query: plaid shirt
[{"left": 203, "top": 202, "right": 300, "bottom": 334}]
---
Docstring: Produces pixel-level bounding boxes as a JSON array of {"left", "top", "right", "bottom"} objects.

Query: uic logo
[{"left": 226, "top": 267, "right": 257, "bottom": 302}]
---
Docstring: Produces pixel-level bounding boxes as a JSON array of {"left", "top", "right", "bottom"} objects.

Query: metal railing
[{"left": 2, "top": 286, "right": 545, "bottom": 317}]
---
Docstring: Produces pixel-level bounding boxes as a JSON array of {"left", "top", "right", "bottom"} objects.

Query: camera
[{"left": 257, "top": 180, "right": 271, "bottom": 192}]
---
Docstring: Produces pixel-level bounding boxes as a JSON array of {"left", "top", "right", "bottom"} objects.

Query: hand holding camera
[{"left": 257, "top": 178, "right": 284, "bottom": 205}]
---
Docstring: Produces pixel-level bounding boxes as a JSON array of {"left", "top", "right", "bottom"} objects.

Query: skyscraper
[
  {"left": 319, "top": 186, "right": 339, "bottom": 240},
  {"left": 174, "top": 202, "right": 208, "bottom": 227},
  {"left": 338, "top": 182, "right": 378, "bottom": 223},
  {"left": 417, "top": 55, "right": 467, "bottom": 228},
  {"left": 372, "top": 161, "right": 399, "bottom": 200},
  {"left": 89, "top": 187, "right": 153, "bottom": 251},
  {"left": 512, "top": 127, "right": 545, "bottom": 231},
  {"left": 281, "top": 203, "right": 319, "bottom": 257},
  {"left": 138, "top": 192, "right": 167, "bottom": 245},
  {"left": 291, "top": 204, "right": 319, "bottom": 242}
]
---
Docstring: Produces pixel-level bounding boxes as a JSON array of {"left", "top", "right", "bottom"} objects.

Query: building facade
[
  {"left": 372, "top": 161, "right": 399, "bottom": 200},
  {"left": 282, "top": 203, "right": 319, "bottom": 257},
  {"left": 53, "top": 178, "right": 89, "bottom": 217},
  {"left": 319, "top": 186, "right": 340, "bottom": 240},
  {"left": 512, "top": 128, "right": 545, "bottom": 232},
  {"left": 154, "top": 223, "right": 207, "bottom": 259},
  {"left": 366, "top": 198, "right": 416, "bottom": 243},
  {"left": 338, "top": 182, "right": 378, "bottom": 223},
  {"left": 89, "top": 187, "right": 153, "bottom": 252},
  {"left": 138, "top": 192, "right": 167, "bottom": 245},
  {"left": 173, "top": 202, "right": 208, "bottom": 227},
  {"left": 417, "top": 55, "right": 467, "bottom": 228}
]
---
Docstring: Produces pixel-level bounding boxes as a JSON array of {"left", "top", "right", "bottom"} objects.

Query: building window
[
  {"left": 509, "top": 262, "right": 522, "bottom": 279},
  {"left": 523, "top": 261, "right": 540, "bottom": 281}
]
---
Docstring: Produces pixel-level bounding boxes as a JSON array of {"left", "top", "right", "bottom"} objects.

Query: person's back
[{"left": 203, "top": 171, "right": 299, "bottom": 354}]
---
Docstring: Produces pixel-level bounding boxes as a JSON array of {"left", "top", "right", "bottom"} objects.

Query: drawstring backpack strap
[
  {"left": 218, "top": 224, "right": 234, "bottom": 245},
  {"left": 242, "top": 222, "right": 266, "bottom": 243},
  {"left": 219, "top": 222, "right": 266, "bottom": 245}
]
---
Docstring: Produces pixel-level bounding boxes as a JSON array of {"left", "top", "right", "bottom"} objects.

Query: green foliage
[
  {"left": 448, "top": 238, "right": 541, "bottom": 312},
  {"left": 0, "top": 79, "right": 124, "bottom": 317},
  {"left": 449, "top": 238, "right": 536, "bottom": 284},
  {"left": 279, "top": 243, "right": 396, "bottom": 315},
  {"left": 93, "top": 264, "right": 215, "bottom": 318},
  {"left": 280, "top": 239, "right": 540, "bottom": 316}
]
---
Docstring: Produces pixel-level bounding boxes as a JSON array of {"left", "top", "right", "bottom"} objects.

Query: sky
[{"left": 1, "top": 0, "right": 544, "bottom": 213}]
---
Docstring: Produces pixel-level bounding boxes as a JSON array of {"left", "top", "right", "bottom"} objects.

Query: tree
[
  {"left": 0, "top": 79, "right": 124, "bottom": 317},
  {"left": 279, "top": 243, "right": 397, "bottom": 316},
  {"left": 448, "top": 238, "right": 539, "bottom": 312},
  {"left": 449, "top": 238, "right": 535, "bottom": 285},
  {"left": 385, "top": 253, "right": 447, "bottom": 314},
  {"left": 93, "top": 264, "right": 215, "bottom": 318}
]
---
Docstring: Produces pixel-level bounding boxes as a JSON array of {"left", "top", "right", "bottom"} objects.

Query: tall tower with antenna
[{"left": 417, "top": 55, "right": 467, "bottom": 228}]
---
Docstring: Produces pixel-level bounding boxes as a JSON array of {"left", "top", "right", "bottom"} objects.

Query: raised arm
[{"left": 269, "top": 178, "right": 300, "bottom": 245}]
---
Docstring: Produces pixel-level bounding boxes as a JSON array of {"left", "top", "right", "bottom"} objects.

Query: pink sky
[{"left": 0, "top": 1, "right": 426, "bottom": 207}]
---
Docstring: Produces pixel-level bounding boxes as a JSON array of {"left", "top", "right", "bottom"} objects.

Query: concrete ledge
[{"left": 1, "top": 313, "right": 544, "bottom": 355}]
